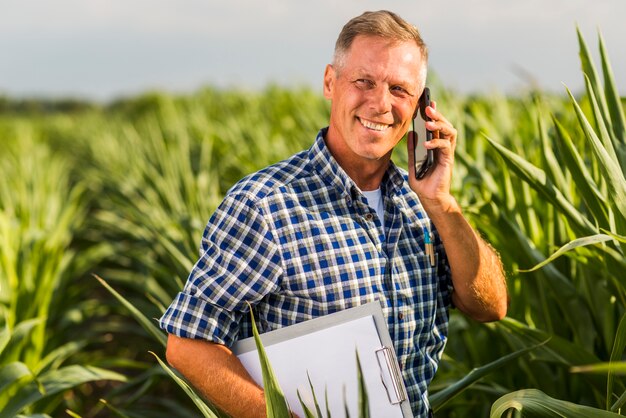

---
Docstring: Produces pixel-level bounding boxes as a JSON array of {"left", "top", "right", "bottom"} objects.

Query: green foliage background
[{"left": 1, "top": 29, "right": 625, "bottom": 417}]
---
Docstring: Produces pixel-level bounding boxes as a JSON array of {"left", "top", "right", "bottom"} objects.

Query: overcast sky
[{"left": 1, "top": 0, "right": 625, "bottom": 101}]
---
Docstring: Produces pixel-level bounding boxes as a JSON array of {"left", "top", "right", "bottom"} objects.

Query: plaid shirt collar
[{"left": 309, "top": 127, "right": 406, "bottom": 201}]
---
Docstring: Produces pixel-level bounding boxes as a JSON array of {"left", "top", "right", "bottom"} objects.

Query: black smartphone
[{"left": 412, "top": 87, "right": 434, "bottom": 179}]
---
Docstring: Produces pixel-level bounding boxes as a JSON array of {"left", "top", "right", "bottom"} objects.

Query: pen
[{"left": 423, "top": 226, "right": 435, "bottom": 267}]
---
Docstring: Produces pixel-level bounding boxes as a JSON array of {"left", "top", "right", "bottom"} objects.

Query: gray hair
[{"left": 333, "top": 10, "right": 428, "bottom": 75}]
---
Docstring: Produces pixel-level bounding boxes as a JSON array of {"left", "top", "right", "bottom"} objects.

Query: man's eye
[
  {"left": 354, "top": 79, "right": 373, "bottom": 88},
  {"left": 391, "top": 86, "right": 409, "bottom": 96}
]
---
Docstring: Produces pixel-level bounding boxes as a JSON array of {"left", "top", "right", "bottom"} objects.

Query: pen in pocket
[{"left": 423, "top": 226, "right": 435, "bottom": 267}]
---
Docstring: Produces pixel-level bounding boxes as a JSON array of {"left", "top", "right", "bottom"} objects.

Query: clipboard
[{"left": 232, "top": 301, "right": 412, "bottom": 417}]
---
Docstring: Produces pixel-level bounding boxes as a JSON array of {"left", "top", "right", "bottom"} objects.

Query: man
[{"left": 160, "top": 10, "right": 508, "bottom": 418}]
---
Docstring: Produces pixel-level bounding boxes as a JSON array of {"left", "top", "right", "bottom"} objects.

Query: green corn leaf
[
  {"left": 34, "top": 341, "right": 87, "bottom": 376},
  {"left": 484, "top": 134, "right": 596, "bottom": 235},
  {"left": 0, "top": 322, "right": 10, "bottom": 356},
  {"left": 0, "top": 361, "right": 32, "bottom": 398},
  {"left": 456, "top": 147, "right": 500, "bottom": 196},
  {"left": 606, "top": 312, "right": 626, "bottom": 411},
  {"left": 430, "top": 340, "right": 545, "bottom": 411},
  {"left": 154, "top": 232, "right": 195, "bottom": 273},
  {"left": 612, "top": 390, "right": 626, "bottom": 416},
  {"left": 0, "top": 365, "right": 127, "bottom": 418},
  {"left": 325, "top": 386, "right": 332, "bottom": 418},
  {"left": 572, "top": 362, "right": 626, "bottom": 411},
  {"left": 309, "top": 372, "right": 324, "bottom": 418},
  {"left": 498, "top": 318, "right": 607, "bottom": 394},
  {"left": 491, "top": 389, "right": 623, "bottom": 417},
  {"left": 248, "top": 305, "right": 291, "bottom": 418},
  {"left": 297, "top": 390, "right": 317, "bottom": 418},
  {"left": 601, "top": 229, "right": 626, "bottom": 243},
  {"left": 518, "top": 234, "right": 615, "bottom": 272},
  {"left": 95, "top": 275, "right": 167, "bottom": 348},
  {"left": 297, "top": 372, "right": 322, "bottom": 418},
  {"left": 489, "top": 213, "right": 596, "bottom": 349},
  {"left": 356, "top": 351, "right": 369, "bottom": 418},
  {"left": 0, "top": 319, "right": 44, "bottom": 363},
  {"left": 572, "top": 362, "right": 626, "bottom": 375},
  {"left": 98, "top": 398, "right": 135, "bottom": 418},
  {"left": 150, "top": 352, "right": 222, "bottom": 418},
  {"left": 573, "top": 77, "right": 620, "bottom": 165},
  {"left": 499, "top": 317, "right": 599, "bottom": 365},
  {"left": 598, "top": 30, "right": 626, "bottom": 148},
  {"left": 566, "top": 84, "right": 626, "bottom": 238},
  {"left": 577, "top": 26, "right": 612, "bottom": 135},
  {"left": 552, "top": 116, "right": 610, "bottom": 227},
  {"left": 538, "top": 112, "right": 570, "bottom": 200}
]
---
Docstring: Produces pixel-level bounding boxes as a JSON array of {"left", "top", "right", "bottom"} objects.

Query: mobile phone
[{"left": 412, "top": 87, "right": 434, "bottom": 179}]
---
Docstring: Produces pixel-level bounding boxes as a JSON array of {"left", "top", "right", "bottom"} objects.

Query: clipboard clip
[{"left": 375, "top": 346, "right": 408, "bottom": 405}]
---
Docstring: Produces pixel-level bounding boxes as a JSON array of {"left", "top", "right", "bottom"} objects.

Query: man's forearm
[
  {"left": 166, "top": 334, "right": 266, "bottom": 418},
  {"left": 427, "top": 197, "right": 508, "bottom": 322}
]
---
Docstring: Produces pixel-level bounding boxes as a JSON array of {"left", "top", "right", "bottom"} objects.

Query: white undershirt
[{"left": 361, "top": 188, "right": 385, "bottom": 231}]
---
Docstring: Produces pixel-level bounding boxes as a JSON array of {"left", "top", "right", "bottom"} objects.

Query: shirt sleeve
[{"left": 159, "top": 193, "right": 283, "bottom": 347}]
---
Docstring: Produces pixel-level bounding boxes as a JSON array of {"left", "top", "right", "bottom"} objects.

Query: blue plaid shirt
[{"left": 160, "top": 128, "right": 453, "bottom": 417}]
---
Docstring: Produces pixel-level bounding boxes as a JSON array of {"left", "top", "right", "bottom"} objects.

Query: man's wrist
[{"left": 421, "top": 194, "right": 461, "bottom": 219}]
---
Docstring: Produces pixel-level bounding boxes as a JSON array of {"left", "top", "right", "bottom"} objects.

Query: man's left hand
[{"left": 407, "top": 101, "right": 458, "bottom": 214}]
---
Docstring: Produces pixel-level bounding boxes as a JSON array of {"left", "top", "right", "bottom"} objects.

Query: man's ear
[{"left": 323, "top": 64, "right": 335, "bottom": 99}]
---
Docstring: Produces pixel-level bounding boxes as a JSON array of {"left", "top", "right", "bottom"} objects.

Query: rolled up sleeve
[{"left": 159, "top": 193, "right": 283, "bottom": 347}]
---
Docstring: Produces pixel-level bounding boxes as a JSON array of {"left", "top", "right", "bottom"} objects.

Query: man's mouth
[{"left": 358, "top": 117, "right": 391, "bottom": 132}]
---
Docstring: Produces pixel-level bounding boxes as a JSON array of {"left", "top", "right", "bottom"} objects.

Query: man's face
[{"left": 323, "top": 35, "right": 425, "bottom": 168}]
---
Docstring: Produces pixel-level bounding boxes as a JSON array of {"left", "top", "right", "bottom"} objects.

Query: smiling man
[
  {"left": 323, "top": 34, "right": 425, "bottom": 191},
  {"left": 160, "top": 10, "right": 508, "bottom": 418}
]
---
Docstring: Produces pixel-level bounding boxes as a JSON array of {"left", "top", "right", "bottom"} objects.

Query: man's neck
[
  {"left": 336, "top": 155, "right": 389, "bottom": 191},
  {"left": 323, "top": 133, "right": 391, "bottom": 191}
]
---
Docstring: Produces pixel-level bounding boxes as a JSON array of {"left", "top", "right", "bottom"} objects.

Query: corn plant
[
  {"left": 461, "top": 28, "right": 626, "bottom": 417},
  {"left": 0, "top": 127, "right": 126, "bottom": 416},
  {"left": 0, "top": 323, "right": 126, "bottom": 418}
]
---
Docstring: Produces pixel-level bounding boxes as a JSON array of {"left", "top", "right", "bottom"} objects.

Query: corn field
[{"left": 1, "top": 29, "right": 625, "bottom": 417}]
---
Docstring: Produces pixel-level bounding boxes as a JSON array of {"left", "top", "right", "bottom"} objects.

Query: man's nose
[{"left": 368, "top": 86, "right": 392, "bottom": 114}]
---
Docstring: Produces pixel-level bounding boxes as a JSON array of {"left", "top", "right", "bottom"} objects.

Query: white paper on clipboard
[{"left": 231, "top": 301, "right": 412, "bottom": 417}]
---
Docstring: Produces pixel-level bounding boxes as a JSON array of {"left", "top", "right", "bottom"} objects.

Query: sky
[{"left": 1, "top": 0, "right": 625, "bottom": 101}]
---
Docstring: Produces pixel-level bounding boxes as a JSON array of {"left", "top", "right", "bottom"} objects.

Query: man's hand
[{"left": 407, "top": 101, "right": 459, "bottom": 215}]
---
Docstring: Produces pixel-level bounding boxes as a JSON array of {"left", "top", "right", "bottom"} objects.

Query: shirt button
[
  {"left": 364, "top": 213, "right": 374, "bottom": 221},
  {"left": 398, "top": 313, "right": 404, "bottom": 320}
]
